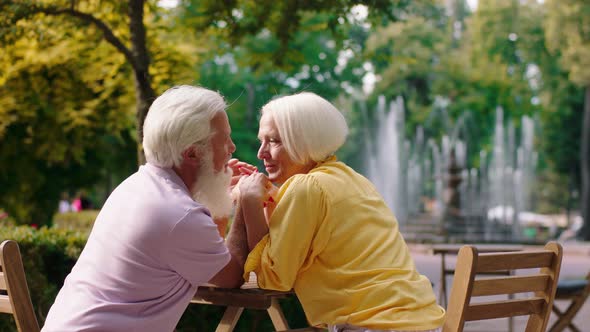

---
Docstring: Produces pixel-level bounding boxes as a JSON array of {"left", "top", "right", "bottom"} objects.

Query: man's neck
[{"left": 172, "top": 163, "right": 197, "bottom": 195}]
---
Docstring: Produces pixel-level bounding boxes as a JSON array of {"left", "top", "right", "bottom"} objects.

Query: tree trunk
[
  {"left": 133, "top": 73, "right": 155, "bottom": 165},
  {"left": 579, "top": 85, "right": 590, "bottom": 240},
  {"left": 129, "top": 0, "right": 156, "bottom": 165}
]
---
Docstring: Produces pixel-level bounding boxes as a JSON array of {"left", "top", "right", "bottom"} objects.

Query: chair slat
[
  {"left": 0, "top": 240, "right": 41, "bottom": 332},
  {"left": 0, "top": 272, "right": 6, "bottom": 290},
  {"left": 465, "top": 297, "right": 546, "bottom": 321},
  {"left": 472, "top": 275, "right": 551, "bottom": 296},
  {"left": 476, "top": 251, "right": 554, "bottom": 273},
  {"left": 443, "top": 242, "right": 562, "bottom": 332},
  {"left": 0, "top": 295, "right": 13, "bottom": 314}
]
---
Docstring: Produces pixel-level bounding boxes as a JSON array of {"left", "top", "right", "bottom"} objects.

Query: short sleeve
[
  {"left": 164, "top": 208, "right": 230, "bottom": 287},
  {"left": 244, "top": 175, "right": 327, "bottom": 291}
]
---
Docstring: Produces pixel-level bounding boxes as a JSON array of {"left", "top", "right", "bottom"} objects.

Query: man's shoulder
[{"left": 106, "top": 167, "right": 206, "bottom": 222}]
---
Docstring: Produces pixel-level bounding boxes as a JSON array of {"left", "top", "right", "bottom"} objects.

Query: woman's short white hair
[
  {"left": 143, "top": 85, "right": 226, "bottom": 167},
  {"left": 261, "top": 92, "right": 349, "bottom": 164}
]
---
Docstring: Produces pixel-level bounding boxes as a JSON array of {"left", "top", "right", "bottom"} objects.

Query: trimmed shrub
[
  {"left": 52, "top": 210, "right": 100, "bottom": 234},
  {"left": 0, "top": 226, "right": 86, "bottom": 331}
]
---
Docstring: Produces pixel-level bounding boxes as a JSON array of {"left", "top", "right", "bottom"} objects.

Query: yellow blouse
[{"left": 244, "top": 157, "right": 445, "bottom": 330}]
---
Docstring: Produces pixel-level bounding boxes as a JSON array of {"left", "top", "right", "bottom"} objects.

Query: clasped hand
[
  {"left": 228, "top": 159, "right": 276, "bottom": 204},
  {"left": 237, "top": 173, "right": 273, "bottom": 204}
]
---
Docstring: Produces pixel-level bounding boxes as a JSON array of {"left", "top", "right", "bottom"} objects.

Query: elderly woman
[{"left": 237, "top": 92, "right": 445, "bottom": 332}]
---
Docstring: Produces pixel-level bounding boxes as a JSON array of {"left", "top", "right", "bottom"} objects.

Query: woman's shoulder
[
  {"left": 309, "top": 160, "right": 358, "bottom": 184},
  {"left": 282, "top": 172, "right": 321, "bottom": 191},
  {"left": 276, "top": 172, "right": 326, "bottom": 202},
  {"left": 279, "top": 160, "right": 359, "bottom": 198}
]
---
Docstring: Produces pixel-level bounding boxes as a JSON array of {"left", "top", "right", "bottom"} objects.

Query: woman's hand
[
  {"left": 237, "top": 173, "right": 271, "bottom": 250},
  {"left": 238, "top": 173, "right": 271, "bottom": 204},
  {"left": 228, "top": 158, "right": 258, "bottom": 187}
]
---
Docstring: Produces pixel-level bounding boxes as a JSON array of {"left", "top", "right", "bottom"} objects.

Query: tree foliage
[
  {"left": 358, "top": 0, "right": 588, "bottom": 227},
  {"left": 182, "top": 2, "right": 428, "bottom": 165},
  {"left": 0, "top": 0, "right": 588, "bottom": 238},
  {"left": 363, "top": 0, "right": 541, "bottom": 165},
  {"left": 0, "top": 13, "right": 135, "bottom": 224},
  {"left": 545, "top": 0, "right": 590, "bottom": 239},
  {"left": 180, "top": 0, "right": 425, "bottom": 67},
  {"left": 0, "top": 0, "right": 198, "bottom": 225},
  {"left": 196, "top": 36, "right": 363, "bottom": 165}
]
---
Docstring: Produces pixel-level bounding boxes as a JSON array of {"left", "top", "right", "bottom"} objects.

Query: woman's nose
[{"left": 257, "top": 142, "right": 268, "bottom": 160}]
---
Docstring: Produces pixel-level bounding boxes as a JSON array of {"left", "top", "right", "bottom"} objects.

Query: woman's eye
[{"left": 269, "top": 138, "right": 280, "bottom": 144}]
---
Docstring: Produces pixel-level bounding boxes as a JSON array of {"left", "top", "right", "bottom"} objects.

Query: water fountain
[{"left": 362, "top": 97, "right": 538, "bottom": 243}]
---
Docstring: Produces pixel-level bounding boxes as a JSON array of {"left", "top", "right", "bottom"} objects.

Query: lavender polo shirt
[{"left": 42, "top": 163, "right": 230, "bottom": 332}]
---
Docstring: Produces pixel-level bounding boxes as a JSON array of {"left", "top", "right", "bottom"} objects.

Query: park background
[{"left": 0, "top": 0, "right": 589, "bottom": 330}]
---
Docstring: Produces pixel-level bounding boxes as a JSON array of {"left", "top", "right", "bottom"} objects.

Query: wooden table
[
  {"left": 432, "top": 244, "right": 523, "bottom": 332},
  {"left": 191, "top": 274, "right": 294, "bottom": 332}
]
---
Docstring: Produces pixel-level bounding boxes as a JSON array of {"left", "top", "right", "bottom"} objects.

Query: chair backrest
[
  {"left": 0, "top": 240, "right": 40, "bottom": 332},
  {"left": 444, "top": 242, "right": 562, "bottom": 332}
]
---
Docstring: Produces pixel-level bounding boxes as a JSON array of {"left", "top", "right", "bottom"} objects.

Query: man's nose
[{"left": 229, "top": 139, "right": 236, "bottom": 154}]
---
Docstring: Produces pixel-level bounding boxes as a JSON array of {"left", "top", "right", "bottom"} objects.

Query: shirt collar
[
  {"left": 142, "top": 162, "right": 191, "bottom": 195},
  {"left": 318, "top": 155, "right": 337, "bottom": 164}
]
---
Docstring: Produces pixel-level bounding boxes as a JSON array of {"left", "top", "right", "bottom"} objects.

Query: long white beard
[{"left": 192, "top": 151, "right": 233, "bottom": 219}]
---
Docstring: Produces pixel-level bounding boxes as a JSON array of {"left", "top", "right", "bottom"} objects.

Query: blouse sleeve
[{"left": 243, "top": 175, "right": 328, "bottom": 291}]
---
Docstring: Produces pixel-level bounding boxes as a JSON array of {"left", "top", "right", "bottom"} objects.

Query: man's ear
[{"left": 181, "top": 145, "right": 202, "bottom": 166}]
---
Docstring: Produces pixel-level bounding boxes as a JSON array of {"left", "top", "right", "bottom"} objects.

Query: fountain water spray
[{"left": 362, "top": 97, "right": 537, "bottom": 242}]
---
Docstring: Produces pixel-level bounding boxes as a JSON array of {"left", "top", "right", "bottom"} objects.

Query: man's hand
[
  {"left": 225, "top": 204, "right": 249, "bottom": 266},
  {"left": 238, "top": 173, "right": 272, "bottom": 204}
]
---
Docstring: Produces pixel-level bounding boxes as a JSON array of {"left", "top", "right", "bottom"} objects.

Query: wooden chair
[
  {"left": 0, "top": 240, "right": 40, "bottom": 332},
  {"left": 549, "top": 271, "right": 590, "bottom": 332},
  {"left": 275, "top": 328, "right": 324, "bottom": 332},
  {"left": 443, "top": 242, "right": 562, "bottom": 332}
]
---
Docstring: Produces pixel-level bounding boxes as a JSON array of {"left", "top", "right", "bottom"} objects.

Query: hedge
[
  {"left": 0, "top": 226, "right": 85, "bottom": 331},
  {"left": 0, "top": 222, "right": 309, "bottom": 331}
]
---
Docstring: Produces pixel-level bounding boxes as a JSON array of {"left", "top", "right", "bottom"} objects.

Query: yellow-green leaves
[{"left": 545, "top": 0, "right": 590, "bottom": 86}]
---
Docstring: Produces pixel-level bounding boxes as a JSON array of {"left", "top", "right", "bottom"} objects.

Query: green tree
[
  {"left": 0, "top": 15, "right": 137, "bottom": 225},
  {"left": 364, "top": 0, "right": 540, "bottom": 164},
  {"left": 181, "top": 1, "right": 431, "bottom": 165},
  {"left": 545, "top": 0, "right": 590, "bottom": 240},
  {"left": 195, "top": 12, "right": 373, "bottom": 165},
  {"left": 1, "top": 0, "right": 158, "bottom": 162},
  {"left": 0, "top": 1, "right": 198, "bottom": 224},
  {"left": 180, "top": 0, "right": 422, "bottom": 65},
  {"left": 511, "top": 1, "right": 584, "bottom": 217}
]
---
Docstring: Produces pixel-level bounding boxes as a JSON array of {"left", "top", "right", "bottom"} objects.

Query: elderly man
[{"left": 43, "top": 86, "right": 251, "bottom": 332}]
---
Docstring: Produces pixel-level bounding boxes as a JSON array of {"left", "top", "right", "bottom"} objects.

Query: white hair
[
  {"left": 143, "top": 85, "right": 226, "bottom": 167},
  {"left": 261, "top": 92, "right": 349, "bottom": 164}
]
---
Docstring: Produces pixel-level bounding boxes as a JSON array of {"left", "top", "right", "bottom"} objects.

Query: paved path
[{"left": 410, "top": 243, "right": 590, "bottom": 331}]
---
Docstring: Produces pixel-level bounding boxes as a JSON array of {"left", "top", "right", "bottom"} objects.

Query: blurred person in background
[{"left": 58, "top": 192, "right": 72, "bottom": 213}]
